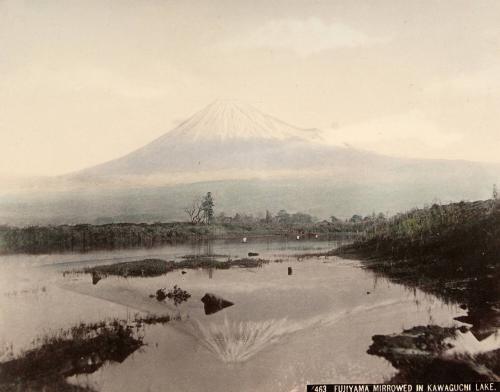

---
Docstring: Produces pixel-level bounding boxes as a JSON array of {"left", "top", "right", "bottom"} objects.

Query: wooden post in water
[{"left": 288, "top": 267, "right": 292, "bottom": 275}]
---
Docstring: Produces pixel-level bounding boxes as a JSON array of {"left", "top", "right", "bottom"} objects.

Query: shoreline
[
  {"left": 0, "top": 227, "right": 360, "bottom": 256},
  {"left": 332, "top": 247, "right": 500, "bottom": 382}
]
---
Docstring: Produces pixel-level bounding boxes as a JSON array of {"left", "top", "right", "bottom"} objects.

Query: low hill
[{"left": 1, "top": 176, "right": 499, "bottom": 226}]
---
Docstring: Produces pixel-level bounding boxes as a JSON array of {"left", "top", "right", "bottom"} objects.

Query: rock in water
[
  {"left": 92, "top": 271, "right": 102, "bottom": 285},
  {"left": 288, "top": 267, "right": 292, "bottom": 275},
  {"left": 201, "top": 293, "right": 234, "bottom": 315},
  {"left": 248, "top": 252, "right": 259, "bottom": 257}
]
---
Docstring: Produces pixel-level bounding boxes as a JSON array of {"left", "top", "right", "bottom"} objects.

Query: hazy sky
[{"left": 1, "top": 0, "right": 500, "bottom": 176}]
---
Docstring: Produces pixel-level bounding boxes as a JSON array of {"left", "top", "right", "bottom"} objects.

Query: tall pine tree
[{"left": 201, "top": 192, "right": 215, "bottom": 224}]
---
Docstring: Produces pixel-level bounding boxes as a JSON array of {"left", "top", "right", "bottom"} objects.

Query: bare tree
[{"left": 184, "top": 198, "right": 203, "bottom": 224}]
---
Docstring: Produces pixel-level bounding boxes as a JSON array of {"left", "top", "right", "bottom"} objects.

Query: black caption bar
[{"left": 307, "top": 383, "right": 499, "bottom": 392}]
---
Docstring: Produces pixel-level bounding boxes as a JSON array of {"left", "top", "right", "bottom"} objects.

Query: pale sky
[{"left": 1, "top": 0, "right": 500, "bottom": 176}]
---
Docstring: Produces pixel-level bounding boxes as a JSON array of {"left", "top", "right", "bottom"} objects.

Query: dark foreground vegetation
[
  {"left": 0, "top": 315, "right": 172, "bottom": 391},
  {"left": 154, "top": 285, "right": 191, "bottom": 305},
  {"left": 336, "top": 198, "right": 500, "bottom": 382}
]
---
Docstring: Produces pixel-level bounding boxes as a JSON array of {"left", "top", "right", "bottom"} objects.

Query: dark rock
[
  {"left": 201, "top": 293, "right": 234, "bottom": 315},
  {"left": 91, "top": 271, "right": 102, "bottom": 285},
  {"left": 458, "top": 325, "right": 469, "bottom": 333},
  {"left": 248, "top": 252, "right": 259, "bottom": 257},
  {"left": 181, "top": 270, "right": 187, "bottom": 274},
  {"left": 288, "top": 267, "right": 292, "bottom": 275},
  {"left": 366, "top": 325, "right": 500, "bottom": 382},
  {"left": 454, "top": 307, "right": 500, "bottom": 341},
  {"left": 366, "top": 291, "right": 371, "bottom": 294}
]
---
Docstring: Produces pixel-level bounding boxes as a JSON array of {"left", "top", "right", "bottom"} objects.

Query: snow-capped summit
[
  {"left": 73, "top": 100, "right": 329, "bottom": 178},
  {"left": 165, "top": 100, "right": 322, "bottom": 142},
  {"left": 69, "top": 99, "right": 499, "bottom": 205}
]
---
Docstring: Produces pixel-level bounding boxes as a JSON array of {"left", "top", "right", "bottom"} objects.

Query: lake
[{"left": 0, "top": 238, "right": 469, "bottom": 391}]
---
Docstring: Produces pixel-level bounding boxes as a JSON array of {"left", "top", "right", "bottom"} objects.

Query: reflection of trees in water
[
  {"left": 365, "top": 261, "right": 500, "bottom": 381},
  {"left": 367, "top": 259, "right": 500, "bottom": 344}
]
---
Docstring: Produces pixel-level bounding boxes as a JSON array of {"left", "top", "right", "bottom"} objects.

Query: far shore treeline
[
  {"left": 1, "top": 196, "right": 498, "bottom": 256},
  {"left": 0, "top": 208, "right": 379, "bottom": 254}
]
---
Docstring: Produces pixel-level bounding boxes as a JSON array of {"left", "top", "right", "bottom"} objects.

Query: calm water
[{"left": 0, "top": 238, "right": 471, "bottom": 390}]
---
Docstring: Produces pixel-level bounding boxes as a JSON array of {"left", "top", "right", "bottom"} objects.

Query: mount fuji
[
  {"left": 1, "top": 100, "right": 499, "bottom": 225},
  {"left": 72, "top": 100, "right": 331, "bottom": 180}
]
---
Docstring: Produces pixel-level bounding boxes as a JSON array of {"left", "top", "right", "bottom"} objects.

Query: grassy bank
[
  {"left": 337, "top": 199, "right": 500, "bottom": 307},
  {"left": 336, "top": 199, "right": 500, "bottom": 382}
]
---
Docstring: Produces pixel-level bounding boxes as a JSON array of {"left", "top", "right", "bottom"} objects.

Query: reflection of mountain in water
[
  {"left": 186, "top": 299, "right": 404, "bottom": 363},
  {"left": 188, "top": 317, "right": 303, "bottom": 363}
]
